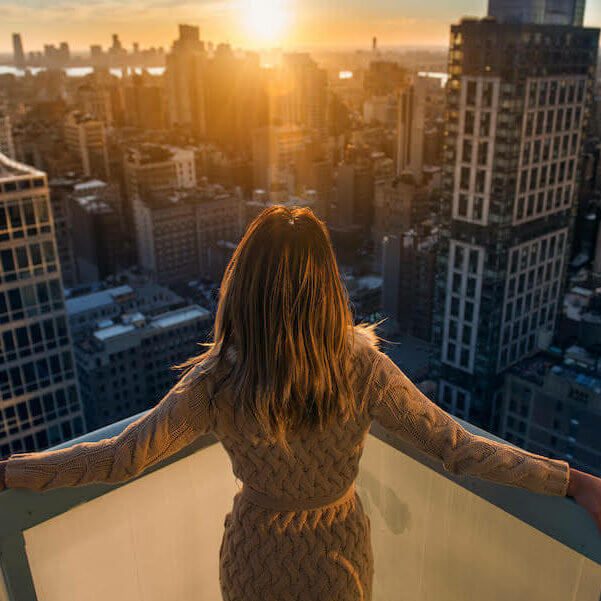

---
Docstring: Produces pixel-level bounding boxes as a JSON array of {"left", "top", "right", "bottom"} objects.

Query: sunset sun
[{"left": 242, "top": 0, "right": 290, "bottom": 43}]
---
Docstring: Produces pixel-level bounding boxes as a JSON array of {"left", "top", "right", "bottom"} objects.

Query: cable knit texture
[{"left": 1, "top": 325, "right": 570, "bottom": 601}]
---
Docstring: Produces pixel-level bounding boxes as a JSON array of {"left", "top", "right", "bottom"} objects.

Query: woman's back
[
  {"left": 213, "top": 326, "right": 377, "bottom": 508},
  {"left": 215, "top": 325, "right": 379, "bottom": 601}
]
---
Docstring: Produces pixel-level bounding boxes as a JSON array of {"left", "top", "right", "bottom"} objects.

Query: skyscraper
[
  {"left": 432, "top": 16, "right": 599, "bottom": 430},
  {"left": 280, "top": 53, "right": 328, "bottom": 139},
  {"left": 64, "top": 111, "right": 110, "bottom": 180},
  {"left": 165, "top": 24, "right": 207, "bottom": 135},
  {"left": 396, "top": 77, "right": 428, "bottom": 181},
  {"left": 0, "top": 153, "right": 85, "bottom": 457},
  {"left": 12, "top": 34, "right": 25, "bottom": 70}
]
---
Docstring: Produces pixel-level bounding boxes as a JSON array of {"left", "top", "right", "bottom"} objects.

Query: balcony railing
[{"left": 0, "top": 411, "right": 600, "bottom": 601}]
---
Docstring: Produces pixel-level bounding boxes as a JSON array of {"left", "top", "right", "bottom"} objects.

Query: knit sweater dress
[{"left": 0, "top": 326, "right": 570, "bottom": 601}]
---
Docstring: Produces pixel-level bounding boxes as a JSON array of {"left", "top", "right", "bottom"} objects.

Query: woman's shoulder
[{"left": 349, "top": 323, "right": 382, "bottom": 372}]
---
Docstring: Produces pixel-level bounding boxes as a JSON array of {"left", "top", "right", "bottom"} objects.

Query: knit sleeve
[
  {"left": 368, "top": 350, "right": 570, "bottom": 497},
  {"left": 4, "top": 363, "right": 216, "bottom": 492}
]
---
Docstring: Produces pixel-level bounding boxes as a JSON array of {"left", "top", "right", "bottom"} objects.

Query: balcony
[{"left": 0, "top": 413, "right": 600, "bottom": 601}]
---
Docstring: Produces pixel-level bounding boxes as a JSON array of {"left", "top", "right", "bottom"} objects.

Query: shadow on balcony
[{"left": 0, "top": 413, "right": 599, "bottom": 601}]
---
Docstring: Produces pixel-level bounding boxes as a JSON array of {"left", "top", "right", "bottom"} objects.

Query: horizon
[{"left": 1, "top": 0, "right": 600, "bottom": 55}]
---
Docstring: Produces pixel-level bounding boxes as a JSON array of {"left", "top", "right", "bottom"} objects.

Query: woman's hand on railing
[{"left": 568, "top": 467, "right": 601, "bottom": 536}]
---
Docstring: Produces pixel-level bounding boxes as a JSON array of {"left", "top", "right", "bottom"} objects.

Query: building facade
[
  {"left": 432, "top": 18, "right": 600, "bottom": 431},
  {"left": 165, "top": 24, "right": 207, "bottom": 135},
  {"left": 74, "top": 304, "right": 212, "bottom": 431},
  {"left": 124, "top": 144, "right": 196, "bottom": 202},
  {"left": 133, "top": 184, "right": 243, "bottom": 286},
  {"left": 64, "top": 111, "right": 110, "bottom": 180},
  {"left": 0, "top": 154, "right": 85, "bottom": 456}
]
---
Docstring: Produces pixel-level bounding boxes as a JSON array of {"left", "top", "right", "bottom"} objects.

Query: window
[
  {"left": 466, "top": 81, "right": 477, "bottom": 106},
  {"left": 454, "top": 245, "right": 465, "bottom": 269},
  {"left": 451, "top": 297, "right": 460, "bottom": 317},
  {"left": 477, "top": 141, "right": 488, "bottom": 166},
  {"left": 480, "top": 112, "right": 491, "bottom": 137},
  {"left": 482, "top": 82, "right": 493, "bottom": 107},
  {"left": 475, "top": 170, "right": 486, "bottom": 194},
  {"left": 458, "top": 194, "right": 468, "bottom": 217},
  {"left": 464, "top": 110, "right": 475, "bottom": 135},
  {"left": 528, "top": 82, "right": 537, "bottom": 107},
  {"left": 460, "top": 167, "right": 471, "bottom": 190},
  {"left": 473, "top": 197, "right": 483, "bottom": 221}
]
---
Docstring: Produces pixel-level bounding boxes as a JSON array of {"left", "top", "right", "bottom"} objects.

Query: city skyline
[{"left": 0, "top": 0, "right": 600, "bottom": 54}]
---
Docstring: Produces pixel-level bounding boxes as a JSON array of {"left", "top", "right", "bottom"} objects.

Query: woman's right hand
[{"left": 568, "top": 467, "right": 601, "bottom": 536}]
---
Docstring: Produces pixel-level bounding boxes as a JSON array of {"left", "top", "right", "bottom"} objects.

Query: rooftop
[
  {"left": 125, "top": 144, "right": 193, "bottom": 165},
  {"left": 149, "top": 306, "right": 211, "bottom": 330},
  {"left": 93, "top": 323, "right": 136, "bottom": 341},
  {"left": 73, "top": 179, "right": 107, "bottom": 192},
  {"left": 0, "top": 152, "right": 45, "bottom": 182},
  {"left": 73, "top": 194, "right": 113, "bottom": 214},
  {"left": 66, "top": 285, "right": 134, "bottom": 316},
  {"left": 509, "top": 350, "right": 601, "bottom": 391},
  {"left": 81, "top": 304, "right": 211, "bottom": 347},
  {"left": 140, "top": 184, "right": 240, "bottom": 211}
]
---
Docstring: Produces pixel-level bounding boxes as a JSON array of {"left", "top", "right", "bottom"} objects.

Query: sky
[{"left": 0, "top": 0, "right": 600, "bottom": 53}]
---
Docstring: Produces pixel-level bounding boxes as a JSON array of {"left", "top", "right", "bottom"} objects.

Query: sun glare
[{"left": 243, "top": 0, "right": 290, "bottom": 43}]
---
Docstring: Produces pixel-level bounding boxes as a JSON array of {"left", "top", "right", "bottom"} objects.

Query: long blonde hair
[{"left": 179, "top": 205, "right": 371, "bottom": 447}]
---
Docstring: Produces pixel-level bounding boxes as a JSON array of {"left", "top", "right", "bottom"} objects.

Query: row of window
[
  {"left": 456, "top": 193, "right": 486, "bottom": 222},
  {"left": 460, "top": 139, "right": 490, "bottom": 167},
  {"left": 0, "top": 240, "right": 58, "bottom": 284},
  {"left": 0, "top": 280, "right": 64, "bottom": 325},
  {"left": 0, "top": 384, "right": 80, "bottom": 441},
  {"left": 0, "top": 177, "right": 45, "bottom": 195},
  {"left": 463, "top": 110, "right": 494, "bottom": 138},
  {"left": 519, "top": 159, "right": 576, "bottom": 194},
  {"left": 0, "top": 352, "right": 75, "bottom": 399},
  {"left": 502, "top": 303, "right": 557, "bottom": 347},
  {"left": 523, "top": 106, "right": 582, "bottom": 139},
  {"left": 439, "top": 381, "right": 470, "bottom": 419},
  {"left": 526, "top": 78, "right": 585, "bottom": 109},
  {"left": 521, "top": 133, "right": 579, "bottom": 166},
  {"left": 0, "top": 195, "right": 51, "bottom": 242},
  {"left": 508, "top": 232, "right": 566, "bottom": 274},
  {"left": 464, "top": 79, "right": 496, "bottom": 109},
  {"left": 507, "top": 264, "right": 562, "bottom": 304},
  {"left": 1, "top": 316, "right": 70, "bottom": 364},
  {"left": 0, "top": 415, "right": 84, "bottom": 458},
  {"left": 515, "top": 185, "right": 572, "bottom": 222}
]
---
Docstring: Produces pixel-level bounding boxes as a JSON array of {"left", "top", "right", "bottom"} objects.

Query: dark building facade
[{"left": 432, "top": 19, "right": 600, "bottom": 432}]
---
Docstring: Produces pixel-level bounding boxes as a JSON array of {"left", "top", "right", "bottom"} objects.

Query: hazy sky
[{"left": 0, "top": 0, "right": 600, "bottom": 53}]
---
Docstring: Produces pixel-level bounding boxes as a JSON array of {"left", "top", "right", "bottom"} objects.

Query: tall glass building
[
  {"left": 432, "top": 17, "right": 600, "bottom": 431},
  {"left": 0, "top": 153, "right": 85, "bottom": 458}
]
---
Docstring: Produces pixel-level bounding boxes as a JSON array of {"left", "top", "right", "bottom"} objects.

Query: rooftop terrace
[{"left": 0, "top": 413, "right": 599, "bottom": 600}]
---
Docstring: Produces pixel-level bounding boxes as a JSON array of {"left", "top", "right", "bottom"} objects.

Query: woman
[{"left": 0, "top": 205, "right": 599, "bottom": 601}]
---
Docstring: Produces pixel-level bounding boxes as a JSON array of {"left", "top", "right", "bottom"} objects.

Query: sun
[{"left": 242, "top": 0, "right": 290, "bottom": 43}]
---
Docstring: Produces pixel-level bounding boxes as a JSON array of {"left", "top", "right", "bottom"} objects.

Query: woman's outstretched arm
[
  {"left": 0, "top": 364, "right": 216, "bottom": 493},
  {"left": 368, "top": 350, "right": 570, "bottom": 497}
]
